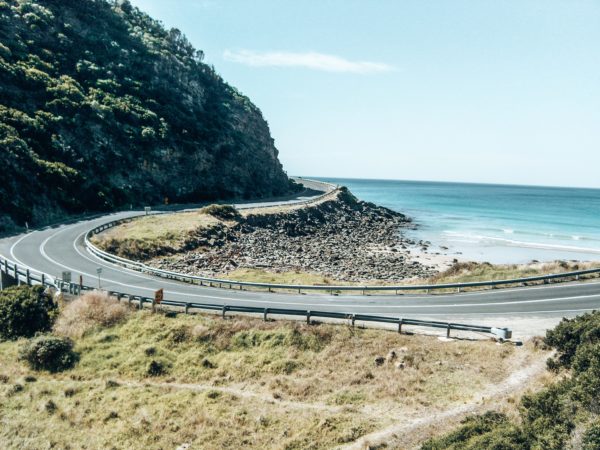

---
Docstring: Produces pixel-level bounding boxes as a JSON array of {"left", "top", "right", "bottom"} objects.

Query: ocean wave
[
  {"left": 453, "top": 227, "right": 600, "bottom": 243},
  {"left": 443, "top": 231, "right": 600, "bottom": 255}
]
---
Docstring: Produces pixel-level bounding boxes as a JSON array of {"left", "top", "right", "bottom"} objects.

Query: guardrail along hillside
[{"left": 0, "top": 254, "right": 513, "bottom": 340}]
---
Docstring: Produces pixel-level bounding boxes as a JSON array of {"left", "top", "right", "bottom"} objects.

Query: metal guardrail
[
  {"left": 0, "top": 255, "right": 57, "bottom": 290},
  {"left": 0, "top": 253, "right": 512, "bottom": 340},
  {"left": 85, "top": 217, "right": 600, "bottom": 296}
]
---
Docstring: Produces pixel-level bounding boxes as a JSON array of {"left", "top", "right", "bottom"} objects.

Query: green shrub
[
  {"left": 545, "top": 311, "right": 600, "bottom": 369},
  {"left": 421, "top": 411, "right": 528, "bottom": 450},
  {"left": 201, "top": 204, "right": 241, "bottom": 221},
  {"left": 0, "top": 286, "right": 58, "bottom": 340},
  {"left": 571, "top": 342, "right": 600, "bottom": 408},
  {"left": 582, "top": 421, "right": 600, "bottom": 450},
  {"left": 147, "top": 360, "right": 168, "bottom": 376},
  {"left": 19, "top": 335, "right": 79, "bottom": 372}
]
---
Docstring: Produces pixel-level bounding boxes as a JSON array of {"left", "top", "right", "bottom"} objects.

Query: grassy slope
[
  {"left": 0, "top": 309, "right": 541, "bottom": 449},
  {"left": 93, "top": 211, "right": 222, "bottom": 249}
]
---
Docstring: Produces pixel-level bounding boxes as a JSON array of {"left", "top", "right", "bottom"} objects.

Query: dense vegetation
[
  {"left": 19, "top": 334, "right": 78, "bottom": 372},
  {"left": 0, "top": 285, "right": 57, "bottom": 339},
  {"left": 0, "top": 0, "right": 296, "bottom": 232},
  {"left": 422, "top": 311, "right": 600, "bottom": 450}
]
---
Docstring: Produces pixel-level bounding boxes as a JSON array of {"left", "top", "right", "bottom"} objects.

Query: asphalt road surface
[{"left": 1, "top": 183, "right": 599, "bottom": 338}]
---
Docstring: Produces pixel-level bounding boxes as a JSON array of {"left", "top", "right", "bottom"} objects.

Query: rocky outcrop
[{"left": 153, "top": 188, "right": 439, "bottom": 282}]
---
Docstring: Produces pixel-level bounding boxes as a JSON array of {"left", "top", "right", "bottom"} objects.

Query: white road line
[{"left": 6, "top": 216, "right": 600, "bottom": 313}]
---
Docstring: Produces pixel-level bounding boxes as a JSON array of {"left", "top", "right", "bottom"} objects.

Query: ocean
[{"left": 315, "top": 177, "right": 600, "bottom": 264}]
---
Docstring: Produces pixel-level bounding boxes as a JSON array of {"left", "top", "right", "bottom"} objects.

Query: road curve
[{"left": 1, "top": 186, "right": 599, "bottom": 338}]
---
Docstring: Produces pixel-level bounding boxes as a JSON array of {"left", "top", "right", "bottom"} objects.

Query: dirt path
[
  {"left": 341, "top": 349, "right": 551, "bottom": 450},
  {"left": 120, "top": 379, "right": 347, "bottom": 414}
]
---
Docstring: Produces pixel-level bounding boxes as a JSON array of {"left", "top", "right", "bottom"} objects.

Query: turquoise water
[{"left": 316, "top": 178, "right": 600, "bottom": 263}]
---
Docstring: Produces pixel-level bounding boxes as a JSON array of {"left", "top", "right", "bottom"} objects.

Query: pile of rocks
[{"left": 153, "top": 188, "right": 439, "bottom": 283}]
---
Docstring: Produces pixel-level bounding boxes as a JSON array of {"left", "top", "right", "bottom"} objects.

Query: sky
[{"left": 131, "top": 0, "right": 600, "bottom": 188}]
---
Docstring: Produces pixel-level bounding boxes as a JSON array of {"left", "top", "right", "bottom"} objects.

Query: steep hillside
[{"left": 0, "top": 0, "right": 297, "bottom": 232}]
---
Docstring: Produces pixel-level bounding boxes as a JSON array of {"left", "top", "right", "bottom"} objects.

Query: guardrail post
[
  {"left": 398, "top": 318, "right": 403, "bottom": 334},
  {"left": 152, "top": 297, "right": 156, "bottom": 313},
  {"left": 446, "top": 324, "right": 451, "bottom": 338},
  {"left": 41, "top": 274, "right": 45, "bottom": 286},
  {"left": 14, "top": 264, "right": 19, "bottom": 285},
  {"left": 26, "top": 269, "right": 30, "bottom": 285},
  {"left": 185, "top": 303, "right": 189, "bottom": 314},
  {"left": 457, "top": 287, "right": 461, "bottom": 293},
  {"left": 351, "top": 314, "right": 356, "bottom": 328},
  {"left": 127, "top": 295, "right": 132, "bottom": 306},
  {"left": 263, "top": 308, "right": 268, "bottom": 321},
  {"left": 139, "top": 297, "right": 144, "bottom": 310},
  {"left": 222, "top": 305, "right": 227, "bottom": 319},
  {"left": 306, "top": 311, "right": 311, "bottom": 325},
  {"left": 576, "top": 274, "right": 580, "bottom": 281}
]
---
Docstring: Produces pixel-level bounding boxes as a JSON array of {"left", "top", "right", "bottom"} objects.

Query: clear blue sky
[{"left": 131, "top": 0, "right": 600, "bottom": 188}]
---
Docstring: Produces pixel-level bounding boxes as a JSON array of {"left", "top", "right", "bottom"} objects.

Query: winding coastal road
[{"left": 1, "top": 180, "right": 599, "bottom": 337}]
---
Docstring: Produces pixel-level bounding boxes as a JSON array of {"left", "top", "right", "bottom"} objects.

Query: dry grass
[
  {"left": 91, "top": 210, "right": 225, "bottom": 259},
  {"left": 426, "top": 260, "right": 599, "bottom": 284},
  {"left": 100, "top": 211, "right": 221, "bottom": 243},
  {"left": 53, "top": 291, "right": 130, "bottom": 338},
  {"left": 0, "top": 307, "right": 549, "bottom": 449},
  {"left": 223, "top": 268, "right": 340, "bottom": 287},
  {"left": 214, "top": 260, "right": 600, "bottom": 295}
]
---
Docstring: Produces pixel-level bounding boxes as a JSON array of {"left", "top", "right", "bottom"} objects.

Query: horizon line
[{"left": 297, "top": 175, "right": 600, "bottom": 191}]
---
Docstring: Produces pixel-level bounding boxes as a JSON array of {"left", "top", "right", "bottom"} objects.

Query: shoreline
[
  {"left": 316, "top": 177, "right": 600, "bottom": 265},
  {"left": 92, "top": 185, "right": 599, "bottom": 288},
  {"left": 151, "top": 187, "right": 451, "bottom": 282}
]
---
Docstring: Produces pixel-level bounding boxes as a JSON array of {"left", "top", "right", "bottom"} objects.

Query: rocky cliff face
[{"left": 0, "top": 0, "right": 296, "bottom": 232}]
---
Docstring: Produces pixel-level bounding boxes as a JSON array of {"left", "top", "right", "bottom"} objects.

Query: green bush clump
[
  {"left": 19, "top": 335, "right": 79, "bottom": 372},
  {"left": 201, "top": 204, "right": 241, "bottom": 221},
  {"left": 545, "top": 311, "right": 600, "bottom": 369},
  {"left": 421, "top": 412, "right": 528, "bottom": 450},
  {"left": 0, "top": 286, "right": 58, "bottom": 340},
  {"left": 582, "top": 421, "right": 600, "bottom": 450},
  {"left": 147, "top": 359, "right": 168, "bottom": 376}
]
